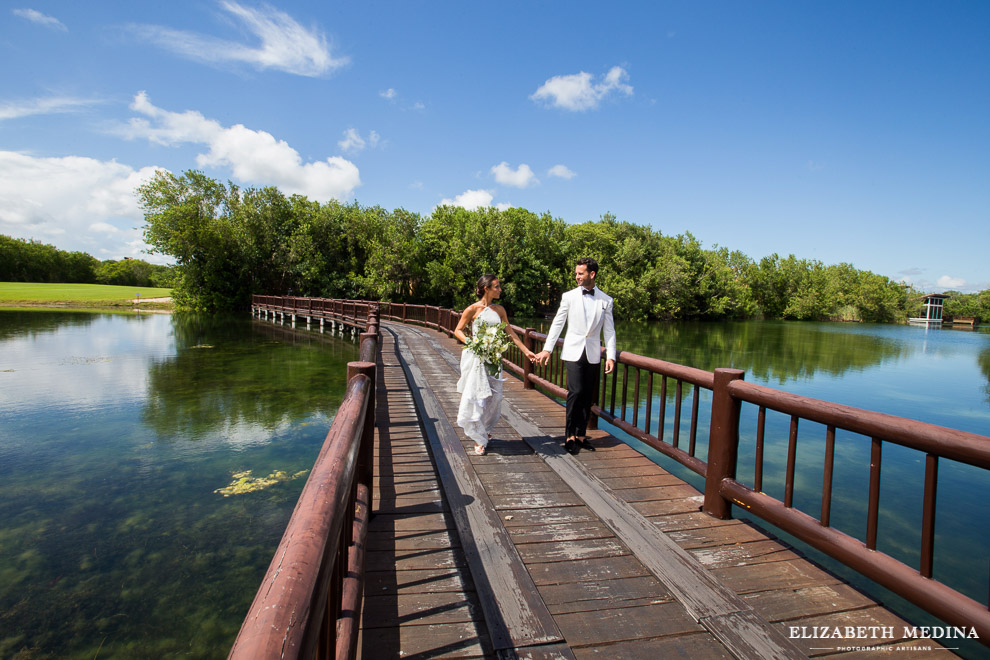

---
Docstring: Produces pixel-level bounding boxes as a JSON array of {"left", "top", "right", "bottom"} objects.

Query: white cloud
[
  {"left": 129, "top": 1, "right": 347, "bottom": 77},
  {"left": 495, "top": 202, "right": 512, "bottom": 211},
  {"left": 491, "top": 162, "right": 538, "bottom": 188},
  {"left": 439, "top": 189, "right": 493, "bottom": 211},
  {"left": 531, "top": 65, "right": 633, "bottom": 111},
  {"left": 12, "top": 8, "right": 67, "bottom": 31},
  {"left": 0, "top": 96, "right": 102, "bottom": 121},
  {"left": 547, "top": 164, "right": 576, "bottom": 180},
  {"left": 0, "top": 150, "right": 163, "bottom": 259},
  {"left": 380, "top": 88, "right": 397, "bottom": 100},
  {"left": 338, "top": 128, "right": 380, "bottom": 154},
  {"left": 937, "top": 275, "right": 967, "bottom": 290},
  {"left": 88, "top": 222, "right": 121, "bottom": 234},
  {"left": 120, "top": 92, "right": 360, "bottom": 201}
]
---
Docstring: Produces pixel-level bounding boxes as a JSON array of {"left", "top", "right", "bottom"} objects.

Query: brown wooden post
[
  {"left": 523, "top": 329, "right": 536, "bottom": 390},
  {"left": 703, "top": 368, "right": 745, "bottom": 519},
  {"left": 349, "top": 359, "right": 376, "bottom": 519}
]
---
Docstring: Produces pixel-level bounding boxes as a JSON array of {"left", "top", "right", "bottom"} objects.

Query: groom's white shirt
[{"left": 542, "top": 287, "right": 617, "bottom": 364}]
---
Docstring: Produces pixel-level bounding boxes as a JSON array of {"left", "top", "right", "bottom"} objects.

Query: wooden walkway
[{"left": 359, "top": 321, "right": 945, "bottom": 659}]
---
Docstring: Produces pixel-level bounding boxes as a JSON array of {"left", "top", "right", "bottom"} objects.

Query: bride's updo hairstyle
[{"left": 476, "top": 274, "right": 498, "bottom": 299}]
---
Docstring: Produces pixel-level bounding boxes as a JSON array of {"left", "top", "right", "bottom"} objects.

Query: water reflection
[
  {"left": 0, "top": 311, "right": 359, "bottom": 659},
  {"left": 611, "top": 320, "right": 909, "bottom": 383},
  {"left": 980, "top": 347, "right": 990, "bottom": 403},
  {"left": 0, "top": 308, "right": 113, "bottom": 341},
  {"left": 142, "top": 315, "right": 359, "bottom": 442}
]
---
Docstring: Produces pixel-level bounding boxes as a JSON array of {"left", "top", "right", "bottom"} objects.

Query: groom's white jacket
[{"left": 542, "top": 287, "right": 617, "bottom": 364}]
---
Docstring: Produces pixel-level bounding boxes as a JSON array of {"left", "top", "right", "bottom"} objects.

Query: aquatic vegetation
[{"left": 214, "top": 469, "right": 309, "bottom": 497}]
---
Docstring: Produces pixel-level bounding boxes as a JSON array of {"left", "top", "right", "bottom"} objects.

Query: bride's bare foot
[{"left": 474, "top": 444, "right": 486, "bottom": 455}]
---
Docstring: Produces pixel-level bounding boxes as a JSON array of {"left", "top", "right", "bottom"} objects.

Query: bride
[{"left": 454, "top": 274, "right": 535, "bottom": 455}]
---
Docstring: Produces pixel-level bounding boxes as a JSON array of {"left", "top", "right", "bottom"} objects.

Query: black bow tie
[{"left": 582, "top": 288, "right": 595, "bottom": 296}]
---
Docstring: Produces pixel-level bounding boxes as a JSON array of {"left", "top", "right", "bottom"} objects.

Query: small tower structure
[{"left": 908, "top": 293, "right": 949, "bottom": 325}]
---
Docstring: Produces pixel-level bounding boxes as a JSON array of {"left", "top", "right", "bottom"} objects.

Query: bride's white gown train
[{"left": 456, "top": 306, "right": 503, "bottom": 449}]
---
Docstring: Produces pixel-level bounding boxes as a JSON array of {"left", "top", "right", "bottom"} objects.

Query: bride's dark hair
[{"left": 476, "top": 274, "right": 498, "bottom": 299}]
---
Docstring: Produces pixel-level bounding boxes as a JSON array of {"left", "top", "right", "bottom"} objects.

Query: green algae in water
[{"left": 214, "top": 469, "right": 309, "bottom": 496}]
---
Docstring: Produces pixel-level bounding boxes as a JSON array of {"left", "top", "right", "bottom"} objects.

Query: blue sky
[{"left": 2, "top": 1, "right": 988, "bottom": 292}]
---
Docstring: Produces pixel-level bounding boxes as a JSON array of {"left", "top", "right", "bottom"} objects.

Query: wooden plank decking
[{"left": 359, "top": 321, "right": 946, "bottom": 659}]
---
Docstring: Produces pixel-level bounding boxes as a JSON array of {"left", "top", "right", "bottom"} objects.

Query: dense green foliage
[
  {"left": 941, "top": 290, "right": 990, "bottom": 323},
  {"left": 136, "top": 170, "right": 973, "bottom": 321},
  {"left": 0, "top": 234, "right": 174, "bottom": 288}
]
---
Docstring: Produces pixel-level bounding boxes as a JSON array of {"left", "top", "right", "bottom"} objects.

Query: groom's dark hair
[{"left": 576, "top": 257, "right": 599, "bottom": 275}]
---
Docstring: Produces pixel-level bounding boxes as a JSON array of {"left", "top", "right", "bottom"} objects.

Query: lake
[
  {"left": 2, "top": 311, "right": 988, "bottom": 657},
  {"left": 0, "top": 310, "right": 359, "bottom": 659}
]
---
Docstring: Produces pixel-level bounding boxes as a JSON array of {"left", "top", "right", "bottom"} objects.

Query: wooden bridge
[{"left": 231, "top": 297, "right": 990, "bottom": 659}]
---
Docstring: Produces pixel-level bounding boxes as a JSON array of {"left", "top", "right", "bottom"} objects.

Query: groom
[{"left": 535, "top": 257, "right": 616, "bottom": 455}]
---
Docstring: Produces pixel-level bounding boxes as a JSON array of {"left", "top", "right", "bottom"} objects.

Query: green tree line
[
  {"left": 940, "top": 290, "right": 990, "bottom": 322},
  {"left": 133, "top": 169, "right": 979, "bottom": 321},
  {"left": 0, "top": 234, "right": 174, "bottom": 288}
]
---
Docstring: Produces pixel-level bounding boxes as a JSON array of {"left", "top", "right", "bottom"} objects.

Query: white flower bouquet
[{"left": 465, "top": 321, "right": 512, "bottom": 377}]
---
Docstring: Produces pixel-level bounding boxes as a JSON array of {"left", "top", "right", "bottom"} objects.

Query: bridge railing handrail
[
  {"left": 236, "top": 299, "right": 380, "bottom": 659},
  {"left": 374, "top": 298, "right": 990, "bottom": 644}
]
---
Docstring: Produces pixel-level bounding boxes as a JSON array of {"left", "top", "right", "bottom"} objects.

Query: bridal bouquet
[{"left": 465, "top": 321, "right": 512, "bottom": 377}]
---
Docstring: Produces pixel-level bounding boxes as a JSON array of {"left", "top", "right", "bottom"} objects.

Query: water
[{"left": 0, "top": 310, "right": 359, "bottom": 659}]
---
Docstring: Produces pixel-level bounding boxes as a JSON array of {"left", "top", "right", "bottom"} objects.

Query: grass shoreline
[{"left": 0, "top": 282, "right": 173, "bottom": 310}]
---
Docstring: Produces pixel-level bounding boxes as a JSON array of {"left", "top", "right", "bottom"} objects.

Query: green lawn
[{"left": 0, "top": 282, "right": 172, "bottom": 307}]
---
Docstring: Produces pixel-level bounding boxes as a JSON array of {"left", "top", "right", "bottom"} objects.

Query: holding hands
[{"left": 530, "top": 350, "right": 614, "bottom": 374}]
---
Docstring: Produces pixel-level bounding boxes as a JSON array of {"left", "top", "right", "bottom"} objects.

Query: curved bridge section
[{"left": 234, "top": 296, "right": 987, "bottom": 658}]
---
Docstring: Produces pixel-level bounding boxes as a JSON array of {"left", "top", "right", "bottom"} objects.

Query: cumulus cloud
[
  {"left": 491, "top": 162, "right": 538, "bottom": 188},
  {"left": 338, "top": 128, "right": 380, "bottom": 154},
  {"left": 88, "top": 222, "right": 121, "bottom": 234},
  {"left": 937, "top": 275, "right": 967, "bottom": 290},
  {"left": 128, "top": 1, "right": 347, "bottom": 77},
  {"left": 0, "top": 96, "right": 102, "bottom": 121},
  {"left": 531, "top": 65, "right": 633, "bottom": 111},
  {"left": 547, "top": 164, "right": 576, "bottom": 180},
  {"left": 120, "top": 92, "right": 360, "bottom": 201},
  {"left": 12, "top": 8, "right": 67, "bottom": 31},
  {"left": 380, "top": 88, "right": 397, "bottom": 100},
  {"left": 0, "top": 150, "right": 163, "bottom": 259},
  {"left": 439, "top": 189, "right": 494, "bottom": 211}
]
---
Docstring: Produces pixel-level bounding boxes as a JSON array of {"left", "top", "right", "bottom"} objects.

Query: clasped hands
[{"left": 530, "top": 350, "right": 615, "bottom": 374}]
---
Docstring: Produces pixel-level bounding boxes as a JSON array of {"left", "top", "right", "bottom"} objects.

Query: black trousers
[{"left": 564, "top": 353, "right": 600, "bottom": 438}]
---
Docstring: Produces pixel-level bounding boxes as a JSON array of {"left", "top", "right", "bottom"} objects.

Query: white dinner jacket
[{"left": 542, "top": 286, "right": 617, "bottom": 364}]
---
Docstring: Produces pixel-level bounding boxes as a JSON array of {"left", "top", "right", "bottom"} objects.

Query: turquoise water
[{"left": 0, "top": 311, "right": 359, "bottom": 658}]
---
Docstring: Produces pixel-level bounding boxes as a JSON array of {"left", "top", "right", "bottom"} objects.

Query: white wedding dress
[{"left": 456, "top": 306, "right": 504, "bottom": 450}]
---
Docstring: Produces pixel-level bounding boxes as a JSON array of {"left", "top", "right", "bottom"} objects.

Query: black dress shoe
[
  {"left": 564, "top": 438, "right": 578, "bottom": 454},
  {"left": 578, "top": 438, "right": 596, "bottom": 451}
]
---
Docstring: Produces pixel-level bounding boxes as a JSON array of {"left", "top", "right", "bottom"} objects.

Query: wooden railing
[
  {"left": 231, "top": 301, "right": 380, "bottom": 659},
  {"left": 375, "top": 300, "right": 990, "bottom": 645},
  {"left": 251, "top": 296, "right": 377, "bottom": 330}
]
